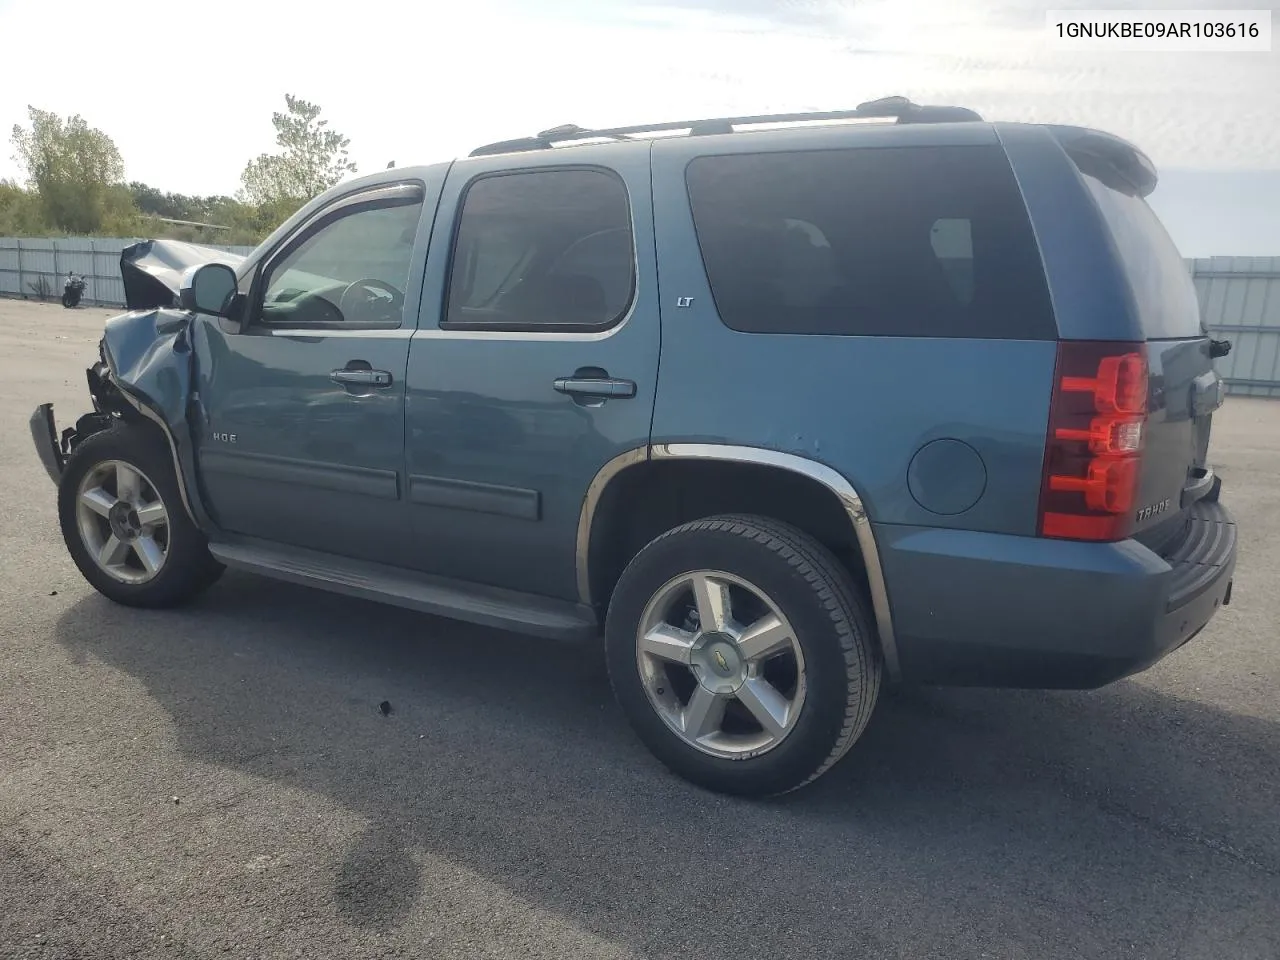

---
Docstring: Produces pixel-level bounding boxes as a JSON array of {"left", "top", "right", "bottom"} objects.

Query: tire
[
  {"left": 57, "top": 421, "right": 223, "bottom": 608},
  {"left": 605, "top": 514, "right": 880, "bottom": 797}
]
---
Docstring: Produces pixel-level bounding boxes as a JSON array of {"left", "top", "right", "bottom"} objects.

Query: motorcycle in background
[{"left": 62, "top": 273, "right": 87, "bottom": 308}]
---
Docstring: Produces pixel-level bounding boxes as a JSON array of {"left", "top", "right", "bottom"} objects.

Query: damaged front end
[
  {"left": 30, "top": 239, "right": 242, "bottom": 520},
  {"left": 31, "top": 315, "right": 191, "bottom": 480},
  {"left": 29, "top": 361, "right": 118, "bottom": 485}
]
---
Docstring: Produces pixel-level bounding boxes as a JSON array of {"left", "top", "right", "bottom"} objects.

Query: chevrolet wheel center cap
[
  {"left": 709, "top": 643, "right": 740, "bottom": 677},
  {"left": 692, "top": 635, "right": 745, "bottom": 692}
]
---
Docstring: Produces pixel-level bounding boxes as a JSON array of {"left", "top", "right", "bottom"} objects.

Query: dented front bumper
[
  {"left": 31, "top": 362, "right": 123, "bottom": 487},
  {"left": 30, "top": 403, "right": 65, "bottom": 485}
]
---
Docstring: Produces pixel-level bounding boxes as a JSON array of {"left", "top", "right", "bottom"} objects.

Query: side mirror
[{"left": 180, "top": 262, "right": 238, "bottom": 318}]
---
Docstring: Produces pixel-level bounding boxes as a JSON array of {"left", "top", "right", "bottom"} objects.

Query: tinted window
[
  {"left": 260, "top": 199, "right": 422, "bottom": 327},
  {"left": 1081, "top": 173, "right": 1203, "bottom": 339},
  {"left": 685, "top": 145, "right": 1056, "bottom": 339},
  {"left": 446, "top": 169, "right": 635, "bottom": 330}
]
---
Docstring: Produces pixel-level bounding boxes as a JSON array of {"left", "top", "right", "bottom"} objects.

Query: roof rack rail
[{"left": 468, "top": 96, "right": 982, "bottom": 157}]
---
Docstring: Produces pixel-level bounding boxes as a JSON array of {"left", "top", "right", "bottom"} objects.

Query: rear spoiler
[
  {"left": 120, "top": 238, "right": 246, "bottom": 310},
  {"left": 1047, "top": 125, "right": 1159, "bottom": 198}
]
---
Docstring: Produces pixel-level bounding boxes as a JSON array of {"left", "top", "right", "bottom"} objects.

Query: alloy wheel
[
  {"left": 636, "top": 569, "right": 807, "bottom": 759},
  {"left": 74, "top": 459, "right": 170, "bottom": 584}
]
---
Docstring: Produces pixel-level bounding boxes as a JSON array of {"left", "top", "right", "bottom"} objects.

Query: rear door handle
[
  {"left": 331, "top": 366, "right": 393, "bottom": 389},
  {"left": 553, "top": 376, "right": 636, "bottom": 399}
]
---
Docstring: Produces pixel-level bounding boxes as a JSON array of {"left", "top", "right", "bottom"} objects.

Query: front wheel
[
  {"left": 57, "top": 422, "right": 222, "bottom": 607},
  {"left": 605, "top": 514, "right": 881, "bottom": 796}
]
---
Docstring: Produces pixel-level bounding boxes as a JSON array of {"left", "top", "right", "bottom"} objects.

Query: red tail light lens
[
  {"left": 1060, "top": 353, "right": 1148, "bottom": 414},
  {"left": 1038, "top": 342, "right": 1148, "bottom": 542}
]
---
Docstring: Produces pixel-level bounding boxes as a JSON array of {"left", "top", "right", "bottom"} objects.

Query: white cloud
[{"left": 0, "top": 0, "right": 1275, "bottom": 198}]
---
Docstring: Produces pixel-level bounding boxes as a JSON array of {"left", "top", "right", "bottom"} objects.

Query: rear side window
[
  {"left": 1080, "top": 173, "right": 1204, "bottom": 339},
  {"left": 685, "top": 145, "right": 1056, "bottom": 339},
  {"left": 445, "top": 168, "right": 635, "bottom": 331}
]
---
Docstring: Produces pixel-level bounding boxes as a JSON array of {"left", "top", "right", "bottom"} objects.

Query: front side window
[
  {"left": 446, "top": 169, "right": 635, "bottom": 330},
  {"left": 258, "top": 197, "right": 423, "bottom": 327}
]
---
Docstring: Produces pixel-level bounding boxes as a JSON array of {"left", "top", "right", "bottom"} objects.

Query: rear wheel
[
  {"left": 57, "top": 422, "right": 222, "bottom": 607},
  {"left": 605, "top": 514, "right": 880, "bottom": 796}
]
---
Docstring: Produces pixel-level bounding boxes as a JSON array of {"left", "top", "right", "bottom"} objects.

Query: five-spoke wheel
[
  {"left": 607, "top": 515, "right": 881, "bottom": 796},
  {"left": 637, "top": 570, "right": 806, "bottom": 758},
  {"left": 75, "top": 459, "right": 170, "bottom": 583},
  {"left": 58, "top": 423, "right": 222, "bottom": 608}
]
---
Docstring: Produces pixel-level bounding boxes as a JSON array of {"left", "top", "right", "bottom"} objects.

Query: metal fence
[
  {"left": 0, "top": 237, "right": 254, "bottom": 308},
  {"left": 2, "top": 238, "right": 1279, "bottom": 396},
  {"left": 1190, "top": 257, "right": 1280, "bottom": 398}
]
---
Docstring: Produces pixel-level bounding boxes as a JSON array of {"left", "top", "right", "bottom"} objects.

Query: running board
[{"left": 208, "top": 539, "right": 599, "bottom": 642}]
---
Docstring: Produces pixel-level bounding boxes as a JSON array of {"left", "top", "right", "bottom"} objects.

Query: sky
[{"left": 0, "top": 0, "right": 1276, "bottom": 255}]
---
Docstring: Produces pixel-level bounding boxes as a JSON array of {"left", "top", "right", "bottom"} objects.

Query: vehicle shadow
[{"left": 53, "top": 573, "right": 1280, "bottom": 958}]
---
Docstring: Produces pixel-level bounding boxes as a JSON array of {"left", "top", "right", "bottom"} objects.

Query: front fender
[
  {"left": 101, "top": 308, "right": 194, "bottom": 424},
  {"left": 98, "top": 308, "right": 215, "bottom": 530}
]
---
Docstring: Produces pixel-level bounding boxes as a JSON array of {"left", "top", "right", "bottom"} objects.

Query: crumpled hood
[{"left": 120, "top": 238, "right": 246, "bottom": 310}]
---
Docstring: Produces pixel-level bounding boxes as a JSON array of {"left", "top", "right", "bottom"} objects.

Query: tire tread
[{"left": 607, "top": 512, "right": 881, "bottom": 795}]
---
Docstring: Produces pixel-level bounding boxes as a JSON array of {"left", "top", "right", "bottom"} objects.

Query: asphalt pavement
[{"left": 1, "top": 298, "right": 1277, "bottom": 959}]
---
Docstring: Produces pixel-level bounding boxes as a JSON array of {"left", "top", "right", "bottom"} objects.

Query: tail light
[{"left": 1038, "top": 341, "right": 1148, "bottom": 542}]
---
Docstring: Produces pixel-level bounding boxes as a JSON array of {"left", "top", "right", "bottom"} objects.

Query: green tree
[
  {"left": 10, "top": 107, "right": 128, "bottom": 233},
  {"left": 238, "top": 94, "right": 357, "bottom": 211},
  {"left": 122, "top": 180, "right": 291, "bottom": 246},
  {"left": 128, "top": 181, "right": 230, "bottom": 223},
  {"left": 127, "top": 181, "right": 179, "bottom": 219},
  {"left": 0, "top": 179, "right": 46, "bottom": 235}
]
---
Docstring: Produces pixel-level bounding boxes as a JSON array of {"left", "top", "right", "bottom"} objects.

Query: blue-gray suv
[{"left": 31, "top": 97, "right": 1238, "bottom": 796}]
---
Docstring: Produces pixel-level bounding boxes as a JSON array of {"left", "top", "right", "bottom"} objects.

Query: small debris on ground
[
  {"left": 49, "top": 590, "right": 57, "bottom": 596},
  {"left": 170, "top": 796, "right": 180, "bottom": 805},
  {"left": 378, "top": 700, "right": 392, "bottom": 716}
]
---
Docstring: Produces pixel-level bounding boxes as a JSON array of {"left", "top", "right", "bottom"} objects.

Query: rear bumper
[
  {"left": 30, "top": 403, "right": 65, "bottom": 485},
  {"left": 879, "top": 498, "right": 1237, "bottom": 689}
]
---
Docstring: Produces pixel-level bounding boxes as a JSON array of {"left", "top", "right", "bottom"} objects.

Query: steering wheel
[{"left": 338, "top": 278, "right": 405, "bottom": 323}]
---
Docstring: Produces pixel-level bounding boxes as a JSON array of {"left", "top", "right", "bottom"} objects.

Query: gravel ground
[{"left": 1, "top": 297, "right": 1277, "bottom": 960}]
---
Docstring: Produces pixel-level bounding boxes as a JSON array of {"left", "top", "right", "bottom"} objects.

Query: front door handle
[
  {"left": 331, "top": 363, "right": 393, "bottom": 392},
  {"left": 553, "top": 376, "right": 636, "bottom": 399}
]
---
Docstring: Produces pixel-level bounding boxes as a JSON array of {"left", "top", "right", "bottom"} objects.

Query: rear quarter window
[
  {"left": 1080, "top": 174, "right": 1204, "bottom": 340},
  {"left": 684, "top": 144, "right": 1056, "bottom": 339}
]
